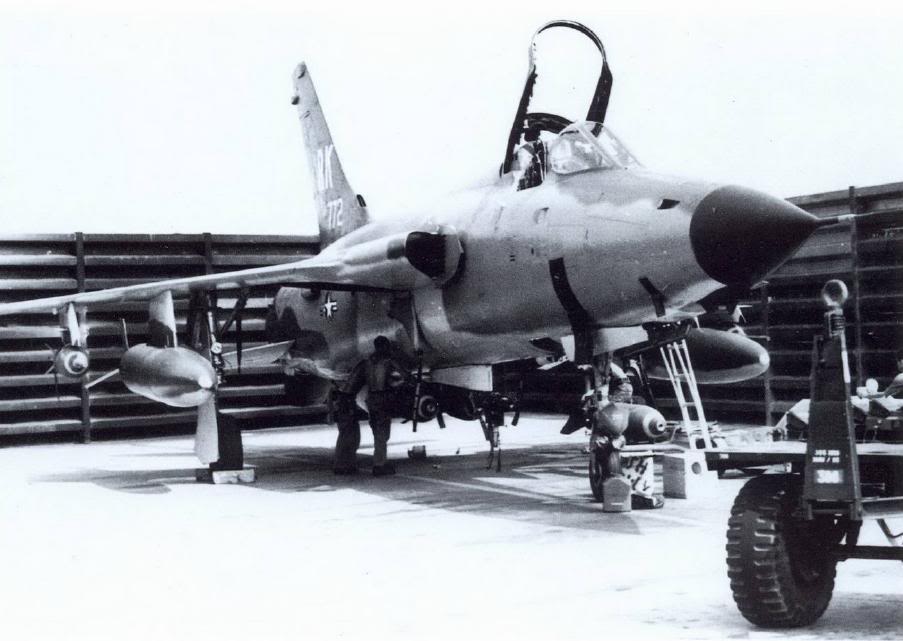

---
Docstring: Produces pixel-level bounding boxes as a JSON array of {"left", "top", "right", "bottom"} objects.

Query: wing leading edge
[{"left": 0, "top": 229, "right": 463, "bottom": 316}]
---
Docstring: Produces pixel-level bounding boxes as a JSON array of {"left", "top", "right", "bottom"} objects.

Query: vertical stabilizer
[{"left": 292, "top": 62, "right": 369, "bottom": 247}]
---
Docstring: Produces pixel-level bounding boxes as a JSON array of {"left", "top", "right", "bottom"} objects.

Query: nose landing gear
[{"left": 570, "top": 354, "right": 634, "bottom": 511}]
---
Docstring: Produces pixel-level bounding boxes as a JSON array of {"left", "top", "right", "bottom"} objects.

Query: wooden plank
[
  {"left": 791, "top": 241, "right": 852, "bottom": 260},
  {"left": 0, "top": 255, "right": 77, "bottom": 266},
  {"left": 79, "top": 296, "right": 273, "bottom": 312},
  {"left": 770, "top": 401, "right": 798, "bottom": 415},
  {"left": 789, "top": 190, "right": 849, "bottom": 208},
  {"left": 0, "top": 279, "right": 78, "bottom": 291},
  {"left": 769, "top": 348, "right": 898, "bottom": 359},
  {"left": 223, "top": 404, "right": 327, "bottom": 419},
  {"left": 82, "top": 404, "right": 327, "bottom": 429},
  {"left": 84, "top": 255, "right": 207, "bottom": 266},
  {"left": 0, "top": 374, "right": 76, "bottom": 387},
  {"left": 851, "top": 181, "right": 903, "bottom": 201},
  {"left": 764, "top": 294, "right": 903, "bottom": 307},
  {"left": 209, "top": 234, "right": 320, "bottom": 245},
  {"left": 87, "top": 385, "right": 289, "bottom": 406},
  {"left": 85, "top": 278, "right": 189, "bottom": 289},
  {"left": 217, "top": 384, "right": 285, "bottom": 398},
  {"left": 0, "top": 234, "right": 75, "bottom": 242},
  {"left": 212, "top": 255, "right": 309, "bottom": 266},
  {"left": 0, "top": 418, "right": 84, "bottom": 435},
  {"left": 88, "top": 393, "right": 157, "bottom": 407},
  {"left": 859, "top": 204, "right": 903, "bottom": 219},
  {"left": 787, "top": 182, "right": 903, "bottom": 209},
  {"left": 0, "top": 347, "right": 124, "bottom": 364},
  {"left": 772, "top": 257, "right": 853, "bottom": 278},
  {"left": 0, "top": 349, "right": 58, "bottom": 364},
  {"left": 81, "top": 233, "right": 206, "bottom": 244},
  {"left": 80, "top": 364, "right": 282, "bottom": 388},
  {"left": 83, "top": 318, "right": 267, "bottom": 336},
  {"left": 0, "top": 325, "right": 64, "bottom": 339},
  {"left": 859, "top": 264, "right": 903, "bottom": 276},
  {"left": 655, "top": 398, "right": 765, "bottom": 412},
  {"left": 0, "top": 396, "right": 82, "bottom": 411},
  {"left": 724, "top": 376, "right": 810, "bottom": 391},
  {"left": 89, "top": 412, "right": 197, "bottom": 429}
]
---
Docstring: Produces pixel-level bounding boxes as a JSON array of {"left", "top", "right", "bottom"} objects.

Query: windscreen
[{"left": 547, "top": 122, "right": 640, "bottom": 175}]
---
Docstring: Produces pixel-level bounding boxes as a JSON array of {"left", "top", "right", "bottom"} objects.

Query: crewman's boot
[
  {"left": 372, "top": 463, "right": 396, "bottom": 477},
  {"left": 631, "top": 493, "right": 665, "bottom": 509}
]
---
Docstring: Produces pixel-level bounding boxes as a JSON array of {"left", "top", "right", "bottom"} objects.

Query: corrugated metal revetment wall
[
  {"left": 0, "top": 234, "right": 321, "bottom": 440},
  {"left": 747, "top": 182, "right": 903, "bottom": 421}
]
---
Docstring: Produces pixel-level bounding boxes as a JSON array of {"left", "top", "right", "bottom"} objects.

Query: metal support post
[
  {"left": 761, "top": 284, "right": 774, "bottom": 426},
  {"left": 847, "top": 187, "right": 864, "bottom": 387},
  {"left": 75, "top": 232, "right": 92, "bottom": 443}
]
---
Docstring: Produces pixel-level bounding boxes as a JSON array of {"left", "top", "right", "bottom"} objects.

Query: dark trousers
[
  {"left": 333, "top": 394, "right": 361, "bottom": 469},
  {"left": 366, "top": 392, "right": 392, "bottom": 466}
]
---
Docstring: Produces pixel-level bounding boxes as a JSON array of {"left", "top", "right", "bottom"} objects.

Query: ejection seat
[
  {"left": 501, "top": 20, "right": 613, "bottom": 190},
  {"left": 514, "top": 138, "right": 547, "bottom": 191}
]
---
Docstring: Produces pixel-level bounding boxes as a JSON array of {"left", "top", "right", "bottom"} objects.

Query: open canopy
[
  {"left": 509, "top": 121, "right": 639, "bottom": 191},
  {"left": 501, "top": 20, "right": 613, "bottom": 174}
]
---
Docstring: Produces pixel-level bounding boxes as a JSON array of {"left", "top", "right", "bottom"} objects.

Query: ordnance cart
[{"left": 706, "top": 280, "right": 903, "bottom": 628}]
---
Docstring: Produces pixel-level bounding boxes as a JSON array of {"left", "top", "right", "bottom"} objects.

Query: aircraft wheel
[
  {"left": 588, "top": 445, "right": 621, "bottom": 502},
  {"left": 726, "top": 474, "right": 837, "bottom": 628}
]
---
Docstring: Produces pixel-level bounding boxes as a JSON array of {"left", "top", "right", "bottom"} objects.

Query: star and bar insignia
[{"left": 320, "top": 293, "right": 337, "bottom": 319}]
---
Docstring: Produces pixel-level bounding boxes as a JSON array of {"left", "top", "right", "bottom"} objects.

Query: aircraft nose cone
[{"left": 690, "top": 185, "right": 820, "bottom": 287}]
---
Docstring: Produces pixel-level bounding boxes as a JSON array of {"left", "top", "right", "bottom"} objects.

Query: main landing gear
[{"left": 477, "top": 392, "right": 520, "bottom": 471}]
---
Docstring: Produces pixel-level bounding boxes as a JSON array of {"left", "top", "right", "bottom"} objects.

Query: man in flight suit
[{"left": 332, "top": 335, "right": 404, "bottom": 476}]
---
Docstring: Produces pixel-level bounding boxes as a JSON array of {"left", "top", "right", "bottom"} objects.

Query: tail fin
[{"left": 292, "top": 62, "right": 369, "bottom": 247}]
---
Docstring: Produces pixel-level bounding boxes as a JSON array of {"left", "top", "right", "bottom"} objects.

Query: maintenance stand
[{"left": 706, "top": 279, "right": 903, "bottom": 628}]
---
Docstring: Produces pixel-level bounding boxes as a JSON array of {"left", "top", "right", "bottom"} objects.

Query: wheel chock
[
  {"left": 663, "top": 451, "right": 718, "bottom": 499},
  {"left": 602, "top": 475, "right": 632, "bottom": 512},
  {"left": 195, "top": 467, "right": 256, "bottom": 484}
]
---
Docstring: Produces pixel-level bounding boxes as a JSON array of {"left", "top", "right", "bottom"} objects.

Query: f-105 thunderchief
[{"left": 0, "top": 21, "right": 835, "bottom": 498}]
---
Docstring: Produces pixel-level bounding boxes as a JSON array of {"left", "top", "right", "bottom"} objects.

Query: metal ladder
[{"left": 659, "top": 340, "right": 713, "bottom": 449}]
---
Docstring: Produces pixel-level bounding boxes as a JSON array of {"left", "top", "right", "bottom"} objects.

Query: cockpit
[
  {"left": 501, "top": 21, "right": 638, "bottom": 191},
  {"left": 549, "top": 122, "right": 639, "bottom": 173},
  {"left": 511, "top": 121, "right": 639, "bottom": 190}
]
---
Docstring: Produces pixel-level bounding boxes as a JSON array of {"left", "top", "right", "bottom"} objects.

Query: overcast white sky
[{"left": 1, "top": 1, "right": 902, "bottom": 235}]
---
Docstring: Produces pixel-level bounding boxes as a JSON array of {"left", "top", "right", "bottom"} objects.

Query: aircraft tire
[
  {"left": 726, "top": 474, "right": 837, "bottom": 628},
  {"left": 588, "top": 446, "right": 621, "bottom": 502}
]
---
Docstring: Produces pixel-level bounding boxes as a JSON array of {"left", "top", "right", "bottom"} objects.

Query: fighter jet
[{"left": 0, "top": 21, "right": 834, "bottom": 494}]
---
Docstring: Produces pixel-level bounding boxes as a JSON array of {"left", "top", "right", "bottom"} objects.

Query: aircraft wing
[{"left": 0, "top": 228, "right": 464, "bottom": 316}]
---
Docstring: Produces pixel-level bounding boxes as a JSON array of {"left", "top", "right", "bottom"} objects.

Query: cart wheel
[
  {"left": 726, "top": 474, "right": 838, "bottom": 628},
  {"left": 589, "top": 446, "right": 621, "bottom": 502}
]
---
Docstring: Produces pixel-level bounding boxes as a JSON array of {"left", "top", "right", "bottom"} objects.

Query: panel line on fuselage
[{"left": 548, "top": 257, "right": 594, "bottom": 362}]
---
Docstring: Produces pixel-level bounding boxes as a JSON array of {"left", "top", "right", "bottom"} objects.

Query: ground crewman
[{"left": 332, "top": 335, "right": 406, "bottom": 476}]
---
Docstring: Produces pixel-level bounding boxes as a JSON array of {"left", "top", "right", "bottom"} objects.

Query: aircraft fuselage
[{"left": 269, "top": 165, "right": 725, "bottom": 375}]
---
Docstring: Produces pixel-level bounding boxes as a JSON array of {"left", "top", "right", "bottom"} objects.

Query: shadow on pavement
[{"left": 33, "top": 440, "right": 670, "bottom": 535}]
